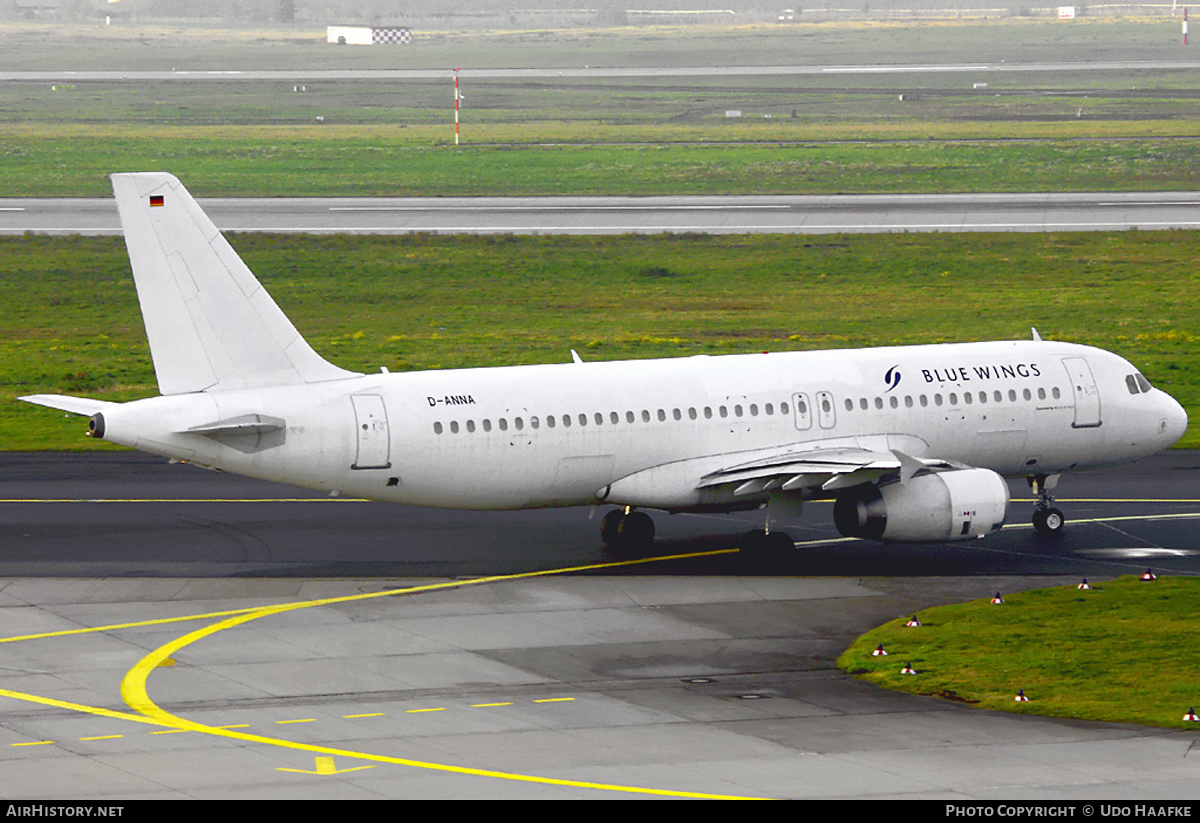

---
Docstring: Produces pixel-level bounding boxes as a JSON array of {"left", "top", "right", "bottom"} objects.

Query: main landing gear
[
  {"left": 739, "top": 528, "right": 796, "bottom": 562},
  {"left": 599, "top": 507, "right": 795, "bottom": 562},
  {"left": 600, "top": 507, "right": 655, "bottom": 555},
  {"left": 1028, "top": 473, "right": 1066, "bottom": 536}
]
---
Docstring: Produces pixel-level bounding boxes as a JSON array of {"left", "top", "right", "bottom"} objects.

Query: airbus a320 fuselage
[{"left": 22, "top": 174, "right": 1189, "bottom": 557}]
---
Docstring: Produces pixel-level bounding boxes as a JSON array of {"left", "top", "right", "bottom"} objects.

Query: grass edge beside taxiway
[{"left": 839, "top": 575, "right": 1200, "bottom": 730}]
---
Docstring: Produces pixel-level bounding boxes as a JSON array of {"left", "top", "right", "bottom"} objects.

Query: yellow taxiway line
[{"left": 3, "top": 548, "right": 767, "bottom": 799}]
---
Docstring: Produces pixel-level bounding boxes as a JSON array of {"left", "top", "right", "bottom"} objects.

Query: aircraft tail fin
[{"left": 111, "top": 173, "right": 358, "bottom": 395}]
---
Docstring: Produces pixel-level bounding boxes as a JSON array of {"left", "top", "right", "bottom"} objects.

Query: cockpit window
[{"left": 1127, "top": 373, "right": 1154, "bottom": 394}]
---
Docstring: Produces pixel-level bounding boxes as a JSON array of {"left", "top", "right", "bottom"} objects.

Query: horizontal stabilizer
[{"left": 19, "top": 394, "right": 115, "bottom": 417}]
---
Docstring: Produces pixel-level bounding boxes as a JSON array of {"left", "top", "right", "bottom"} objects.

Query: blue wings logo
[{"left": 884, "top": 365, "right": 901, "bottom": 392}]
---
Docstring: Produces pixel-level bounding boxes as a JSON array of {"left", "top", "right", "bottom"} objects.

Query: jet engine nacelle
[{"left": 833, "top": 468, "right": 1009, "bottom": 543}]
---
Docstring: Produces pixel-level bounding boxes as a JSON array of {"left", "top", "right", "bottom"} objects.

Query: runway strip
[
  {"left": 6, "top": 192, "right": 1200, "bottom": 235},
  {"left": 3, "top": 59, "right": 1199, "bottom": 82}
]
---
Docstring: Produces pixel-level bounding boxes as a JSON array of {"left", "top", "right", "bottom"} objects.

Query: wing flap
[{"left": 697, "top": 445, "right": 935, "bottom": 492}]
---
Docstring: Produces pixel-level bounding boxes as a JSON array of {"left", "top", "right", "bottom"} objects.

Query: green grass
[
  {"left": 5, "top": 231, "right": 1197, "bottom": 450},
  {"left": 9, "top": 73, "right": 1200, "bottom": 131},
  {"left": 839, "top": 576, "right": 1200, "bottom": 729},
  {"left": 4, "top": 128, "right": 1200, "bottom": 197}
]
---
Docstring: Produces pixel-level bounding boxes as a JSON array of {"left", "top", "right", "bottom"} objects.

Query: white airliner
[{"left": 21, "top": 173, "right": 1189, "bottom": 555}]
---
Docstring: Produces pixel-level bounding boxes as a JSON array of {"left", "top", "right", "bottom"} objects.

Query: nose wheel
[
  {"left": 1028, "top": 473, "right": 1066, "bottom": 536},
  {"left": 1032, "top": 506, "right": 1066, "bottom": 535}
]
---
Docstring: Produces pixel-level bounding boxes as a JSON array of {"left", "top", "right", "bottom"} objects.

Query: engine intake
[{"left": 833, "top": 468, "right": 1009, "bottom": 542}]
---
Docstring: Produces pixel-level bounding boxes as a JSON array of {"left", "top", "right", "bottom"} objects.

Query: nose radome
[{"left": 1159, "top": 392, "right": 1189, "bottom": 447}]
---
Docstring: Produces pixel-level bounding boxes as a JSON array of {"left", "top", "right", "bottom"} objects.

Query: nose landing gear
[{"left": 1028, "top": 473, "right": 1066, "bottom": 536}]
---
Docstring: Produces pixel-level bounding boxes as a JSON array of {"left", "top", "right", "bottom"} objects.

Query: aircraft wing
[
  {"left": 601, "top": 435, "right": 957, "bottom": 509},
  {"left": 696, "top": 443, "right": 953, "bottom": 497}
]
